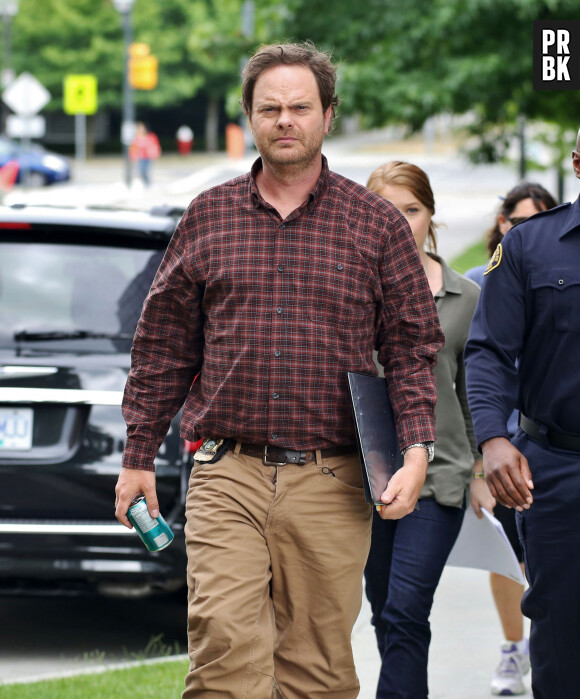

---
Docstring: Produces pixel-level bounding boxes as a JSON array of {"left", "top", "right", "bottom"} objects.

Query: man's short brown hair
[{"left": 241, "top": 41, "right": 339, "bottom": 127}]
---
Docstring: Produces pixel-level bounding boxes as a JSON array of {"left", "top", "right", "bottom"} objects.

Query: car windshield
[{"left": 0, "top": 240, "right": 164, "bottom": 351}]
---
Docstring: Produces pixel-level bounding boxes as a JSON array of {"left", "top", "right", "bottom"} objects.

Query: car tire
[{"left": 24, "top": 171, "right": 48, "bottom": 187}]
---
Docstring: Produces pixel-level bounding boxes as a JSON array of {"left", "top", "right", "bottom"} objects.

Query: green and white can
[{"left": 127, "top": 495, "right": 174, "bottom": 552}]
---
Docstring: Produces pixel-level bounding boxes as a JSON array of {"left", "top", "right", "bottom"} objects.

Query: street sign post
[
  {"left": 2, "top": 71, "right": 50, "bottom": 116},
  {"left": 1, "top": 72, "right": 51, "bottom": 185},
  {"left": 63, "top": 74, "right": 99, "bottom": 183},
  {"left": 63, "top": 74, "right": 98, "bottom": 116},
  {"left": 5, "top": 114, "right": 44, "bottom": 139}
]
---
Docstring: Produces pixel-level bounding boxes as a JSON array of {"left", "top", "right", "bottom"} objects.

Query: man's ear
[
  {"left": 497, "top": 214, "right": 511, "bottom": 236},
  {"left": 572, "top": 150, "right": 580, "bottom": 180},
  {"left": 323, "top": 107, "right": 332, "bottom": 135}
]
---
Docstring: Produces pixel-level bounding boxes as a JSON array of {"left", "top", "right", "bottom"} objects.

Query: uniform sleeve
[
  {"left": 376, "top": 216, "right": 445, "bottom": 448},
  {"left": 456, "top": 351, "right": 480, "bottom": 462},
  {"left": 121, "top": 213, "right": 204, "bottom": 471},
  {"left": 464, "top": 233, "right": 525, "bottom": 449}
]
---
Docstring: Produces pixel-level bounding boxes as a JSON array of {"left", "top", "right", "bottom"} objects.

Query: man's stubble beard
[{"left": 254, "top": 125, "right": 326, "bottom": 176}]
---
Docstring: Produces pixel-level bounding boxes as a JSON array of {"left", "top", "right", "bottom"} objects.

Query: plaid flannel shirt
[{"left": 122, "top": 157, "right": 444, "bottom": 471}]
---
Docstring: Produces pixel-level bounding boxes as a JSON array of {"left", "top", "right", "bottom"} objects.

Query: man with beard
[{"left": 115, "top": 42, "right": 443, "bottom": 698}]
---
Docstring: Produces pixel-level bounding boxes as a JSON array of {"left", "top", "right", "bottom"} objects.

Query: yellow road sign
[
  {"left": 129, "top": 44, "right": 158, "bottom": 90},
  {"left": 64, "top": 74, "right": 98, "bottom": 115}
]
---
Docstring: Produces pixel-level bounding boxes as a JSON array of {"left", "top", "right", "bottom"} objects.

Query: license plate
[{"left": 0, "top": 407, "right": 33, "bottom": 450}]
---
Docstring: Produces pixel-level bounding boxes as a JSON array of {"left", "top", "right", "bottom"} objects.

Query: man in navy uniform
[{"left": 465, "top": 129, "right": 580, "bottom": 699}]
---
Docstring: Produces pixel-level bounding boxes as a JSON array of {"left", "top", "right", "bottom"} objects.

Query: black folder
[{"left": 347, "top": 372, "right": 403, "bottom": 506}]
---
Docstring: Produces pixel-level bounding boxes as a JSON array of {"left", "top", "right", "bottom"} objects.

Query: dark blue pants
[
  {"left": 364, "top": 497, "right": 464, "bottom": 699},
  {"left": 513, "top": 431, "right": 580, "bottom": 699}
]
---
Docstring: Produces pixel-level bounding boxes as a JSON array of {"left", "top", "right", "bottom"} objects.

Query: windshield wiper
[{"left": 14, "top": 330, "right": 134, "bottom": 342}]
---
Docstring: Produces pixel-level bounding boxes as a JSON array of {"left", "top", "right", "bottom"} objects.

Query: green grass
[
  {"left": 0, "top": 658, "right": 190, "bottom": 699},
  {"left": 449, "top": 238, "right": 487, "bottom": 274}
]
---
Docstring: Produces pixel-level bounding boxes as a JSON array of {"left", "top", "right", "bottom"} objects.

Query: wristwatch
[{"left": 402, "top": 442, "right": 435, "bottom": 462}]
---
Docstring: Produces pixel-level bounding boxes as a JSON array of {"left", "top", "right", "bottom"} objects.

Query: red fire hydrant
[{"left": 176, "top": 125, "right": 194, "bottom": 155}]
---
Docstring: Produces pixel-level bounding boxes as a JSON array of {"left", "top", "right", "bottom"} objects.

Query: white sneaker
[{"left": 491, "top": 640, "right": 530, "bottom": 696}]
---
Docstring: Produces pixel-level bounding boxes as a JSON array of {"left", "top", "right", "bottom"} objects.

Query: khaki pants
[{"left": 182, "top": 446, "right": 372, "bottom": 698}]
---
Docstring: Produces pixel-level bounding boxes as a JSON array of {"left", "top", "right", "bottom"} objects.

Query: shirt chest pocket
[
  {"left": 530, "top": 268, "right": 580, "bottom": 332},
  {"left": 302, "top": 259, "right": 376, "bottom": 329}
]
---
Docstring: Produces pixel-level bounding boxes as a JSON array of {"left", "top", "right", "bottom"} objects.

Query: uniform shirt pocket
[{"left": 530, "top": 267, "right": 580, "bottom": 332}]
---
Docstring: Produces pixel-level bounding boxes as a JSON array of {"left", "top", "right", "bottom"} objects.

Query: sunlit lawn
[
  {"left": 0, "top": 658, "right": 189, "bottom": 699},
  {"left": 449, "top": 238, "right": 487, "bottom": 274}
]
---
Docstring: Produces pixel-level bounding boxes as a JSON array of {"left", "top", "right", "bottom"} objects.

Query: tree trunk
[
  {"left": 556, "top": 166, "right": 565, "bottom": 204},
  {"left": 205, "top": 97, "right": 219, "bottom": 152},
  {"left": 517, "top": 115, "right": 526, "bottom": 180}
]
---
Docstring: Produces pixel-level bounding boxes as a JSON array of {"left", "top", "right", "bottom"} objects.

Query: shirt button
[
  {"left": 273, "top": 392, "right": 279, "bottom": 399},
  {"left": 337, "top": 263, "right": 344, "bottom": 271},
  {"left": 277, "top": 264, "right": 284, "bottom": 272},
  {"left": 558, "top": 279, "right": 564, "bottom": 285},
  {"left": 274, "top": 349, "right": 281, "bottom": 357},
  {"left": 276, "top": 307, "right": 282, "bottom": 314},
  {"left": 271, "top": 433, "right": 278, "bottom": 440},
  {"left": 279, "top": 224, "right": 286, "bottom": 230}
]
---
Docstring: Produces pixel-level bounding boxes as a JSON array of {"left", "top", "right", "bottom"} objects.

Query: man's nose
[{"left": 276, "top": 108, "right": 294, "bottom": 128}]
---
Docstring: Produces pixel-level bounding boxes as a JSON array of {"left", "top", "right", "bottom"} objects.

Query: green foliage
[
  {"left": 449, "top": 239, "right": 488, "bottom": 274},
  {"left": 280, "top": 0, "right": 580, "bottom": 167},
  {"left": 13, "top": 0, "right": 124, "bottom": 109},
  {"left": 6, "top": 0, "right": 286, "bottom": 112},
  {"left": 3, "top": 0, "right": 580, "bottom": 164},
  {"left": 0, "top": 659, "right": 189, "bottom": 699}
]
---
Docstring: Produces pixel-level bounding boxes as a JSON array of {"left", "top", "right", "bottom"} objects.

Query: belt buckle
[{"left": 263, "top": 446, "right": 287, "bottom": 466}]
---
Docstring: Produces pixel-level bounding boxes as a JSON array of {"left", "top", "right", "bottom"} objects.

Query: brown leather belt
[
  {"left": 519, "top": 414, "right": 580, "bottom": 452},
  {"left": 235, "top": 443, "right": 357, "bottom": 466}
]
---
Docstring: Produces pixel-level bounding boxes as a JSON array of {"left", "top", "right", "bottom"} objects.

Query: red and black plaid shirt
[{"left": 122, "top": 157, "right": 444, "bottom": 471}]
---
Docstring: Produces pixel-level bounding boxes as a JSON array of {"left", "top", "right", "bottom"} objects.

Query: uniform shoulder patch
[{"left": 484, "top": 243, "right": 502, "bottom": 275}]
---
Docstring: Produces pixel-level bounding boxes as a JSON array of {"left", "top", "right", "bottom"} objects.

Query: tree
[
  {"left": 10, "top": 0, "right": 204, "bottom": 110},
  {"left": 6, "top": 0, "right": 285, "bottom": 151},
  {"left": 281, "top": 0, "right": 580, "bottom": 194}
]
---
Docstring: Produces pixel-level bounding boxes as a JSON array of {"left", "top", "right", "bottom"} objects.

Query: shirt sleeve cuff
[{"left": 122, "top": 439, "right": 158, "bottom": 472}]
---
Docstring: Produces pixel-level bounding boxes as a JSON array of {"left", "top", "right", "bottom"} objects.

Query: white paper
[{"left": 446, "top": 506, "right": 525, "bottom": 584}]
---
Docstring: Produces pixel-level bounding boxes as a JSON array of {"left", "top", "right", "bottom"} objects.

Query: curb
[{"left": 0, "top": 653, "right": 189, "bottom": 687}]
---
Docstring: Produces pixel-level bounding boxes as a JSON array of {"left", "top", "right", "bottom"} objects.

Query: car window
[{"left": 0, "top": 241, "right": 164, "bottom": 348}]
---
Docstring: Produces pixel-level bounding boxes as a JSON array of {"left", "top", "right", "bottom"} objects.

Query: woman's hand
[{"left": 469, "top": 459, "right": 496, "bottom": 518}]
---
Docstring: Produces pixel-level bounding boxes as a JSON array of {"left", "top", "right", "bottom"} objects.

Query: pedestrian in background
[
  {"left": 364, "top": 161, "right": 489, "bottom": 699},
  {"left": 465, "top": 129, "right": 580, "bottom": 699},
  {"left": 465, "top": 181, "right": 557, "bottom": 696},
  {"left": 115, "top": 42, "right": 444, "bottom": 698},
  {"left": 129, "top": 122, "right": 161, "bottom": 186}
]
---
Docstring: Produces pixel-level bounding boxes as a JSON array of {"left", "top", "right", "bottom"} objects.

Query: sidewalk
[{"left": 353, "top": 565, "right": 531, "bottom": 698}]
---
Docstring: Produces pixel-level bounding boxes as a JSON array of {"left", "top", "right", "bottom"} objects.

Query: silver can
[{"left": 127, "top": 495, "right": 174, "bottom": 552}]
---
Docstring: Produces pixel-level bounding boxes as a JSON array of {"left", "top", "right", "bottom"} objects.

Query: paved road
[{"left": 0, "top": 592, "right": 187, "bottom": 685}]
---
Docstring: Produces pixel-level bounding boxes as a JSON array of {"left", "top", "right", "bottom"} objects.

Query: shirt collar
[
  {"left": 248, "top": 155, "right": 330, "bottom": 212},
  {"left": 428, "top": 252, "right": 462, "bottom": 297},
  {"left": 559, "top": 195, "right": 580, "bottom": 239}
]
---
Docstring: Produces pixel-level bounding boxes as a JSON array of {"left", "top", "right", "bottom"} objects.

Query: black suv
[{"left": 0, "top": 204, "right": 190, "bottom": 597}]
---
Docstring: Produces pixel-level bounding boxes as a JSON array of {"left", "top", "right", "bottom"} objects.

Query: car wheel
[{"left": 24, "top": 171, "right": 48, "bottom": 187}]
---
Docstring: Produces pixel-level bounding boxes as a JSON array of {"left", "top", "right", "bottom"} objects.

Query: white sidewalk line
[{"left": 0, "top": 653, "right": 189, "bottom": 687}]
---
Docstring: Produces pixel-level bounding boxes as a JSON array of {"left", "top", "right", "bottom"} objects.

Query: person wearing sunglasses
[
  {"left": 465, "top": 182, "right": 558, "bottom": 289},
  {"left": 464, "top": 182, "right": 557, "bottom": 696}
]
